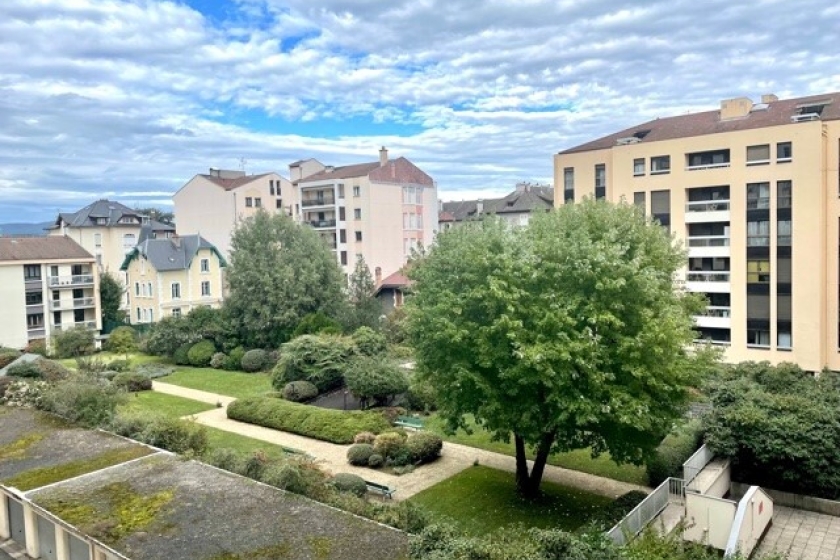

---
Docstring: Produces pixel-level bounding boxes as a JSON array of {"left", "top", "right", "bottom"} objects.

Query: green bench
[
  {"left": 365, "top": 480, "right": 395, "bottom": 499},
  {"left": 394, "top": 416, "right": 424, "bottom": 430}
]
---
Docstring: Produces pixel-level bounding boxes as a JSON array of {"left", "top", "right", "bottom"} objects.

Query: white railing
[
  {"left": 607, "top": 477, "right": 679, "bottom": 545},
  {"left": 687, "top": 271, "right": 730, "bottom": 283},
  {"left": 686, "top": 162, "right": 730, "bottom": 171},
  {"left": 683, "top": 444, "right": 715, "bottom": 487},
  {"left": 50, "top": 297, "right": 95, "bottom": 310},
  {"left": 687, "top": 236, "right": 730, "bottom": 247},
  {"left": 48, "top": 274, "right": 94, "bottom": 286},
  {"left": 701, "top": 306, "right": 731, "bottom": 318},
  {"left": 686, "top": 200, "right": 730, "bottom": 212}
]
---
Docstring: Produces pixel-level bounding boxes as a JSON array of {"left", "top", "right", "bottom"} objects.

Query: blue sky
[{"left": 0, "top": 0, "right": 838, "bottom": 223}]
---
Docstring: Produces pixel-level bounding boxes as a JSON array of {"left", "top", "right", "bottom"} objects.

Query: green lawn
[
  {"left": 426, "top": 415, "right": 648, "bottom": 486},
  {"left": 410, "top": 465, "right": 611, "bottom": 536},
  {"left": 160, "top": 367, "right": 273, "bottom": 399},
  {"left": 203, "top": 426, "right": 302, "bottom": 460},
  {"left": 57, "top": 352, "right": 168, "bottom": 369},
  {"left": 120, "top": 391, "right": 215, "bottom": 418}
]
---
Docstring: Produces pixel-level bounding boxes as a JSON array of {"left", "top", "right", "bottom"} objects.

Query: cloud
[{"left": 0, "top": 0, "right": 838, "bottom": 221}]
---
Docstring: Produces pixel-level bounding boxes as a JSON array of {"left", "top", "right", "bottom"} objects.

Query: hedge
[
  {"left": 188, "top": 340, "right": 216, "bottom": 367},
  {"left": 646, "top": 419, "right": 703, "bottom": 486},
  {"left": 241, "top": 349, "right": 269, "bottom": 372},
  {"left": 227, "top": 396, "right": 391, "bottom": 444}
]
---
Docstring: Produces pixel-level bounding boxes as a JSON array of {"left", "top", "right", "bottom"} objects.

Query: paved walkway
[
  {"left": 755, "top": 506, "right": 840, "bottom": 559},
  {"left": 153, "top": 381, "right": 649, "bottom": 501}
]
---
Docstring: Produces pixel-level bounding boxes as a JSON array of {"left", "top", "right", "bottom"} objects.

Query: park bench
[
  {"left": 394, "top": 415, "right": 424, "bottom": 430},
  {"left": 365, "top": 480, "right": 395, "bottom": 499}
]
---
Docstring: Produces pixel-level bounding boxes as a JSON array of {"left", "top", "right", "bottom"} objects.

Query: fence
[
  {"left": 683, "top": 444, "right": 714, "bottom": 488},
  {"left": 607, "top": 477, "right": 677, "bottom": 545}
]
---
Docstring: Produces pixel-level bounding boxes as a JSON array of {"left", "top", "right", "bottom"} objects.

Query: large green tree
[
  {"left": 343, "top": 254, "right": 382, "bottom": 331},
  {"left": 406, "top": 200, "right": 710, "bottom": 497},
  {"left": 99, "top": 272, "right": 125, "bottom": 327},
  {"left": 225, "top": 211, "right": 347, "bottom": 348}
]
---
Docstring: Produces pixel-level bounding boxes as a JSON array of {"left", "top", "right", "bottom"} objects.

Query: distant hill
[{"left": 0, "top": 222, "right": 53, "bottom": 236}]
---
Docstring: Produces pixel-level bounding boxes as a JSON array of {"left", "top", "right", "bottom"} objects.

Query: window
[
  {"left": 245, "top": 197, "right": 253, "bottom": 208},
  {"left": 355, "top": 231, "right": 363, "bottom": 242},
  {"left": 776, "top": 142, "right": 792, "bottom": 161},
  {"left": 778, "top": 330, "right": 792, "bottom": 349},
  {"left": 594, "top": 164, "right": 606, "bottom": 199},
  {"left": 339, "top": 229, "right": 347, "bottom": 243},
  {"left": 354, "top": 208, "right": 362, "bottom": 220},
  {"left": 26, "top": 292, "right": 43, "bottom": 305},
  {"left": 200, "top": 258, "right": 209, "bottom": 273},
  {"left": 136, "top": 307, "right": 141, "bottom": 322},
  {"left": 123, "top": 234, "right": 136, "bottom": 253},
  {"left": 172, "top": 308, "right": 181, "bottom": 318},
  {"left": 633, "top": 158, "right": 645, "bottom": 176},
  {"left": 340, "top": 251, "right": 348, "bottom": 266},
  {"left": 353, "top": 186, "right": 361, "bottom": 197},
  {"left": 147, "top": 282, "right": 153, "bottom": 297},
  {"left": 563, "top": 168, "right": 574, "bottom": 203},
  {"left": 27, "top": 313, "right": 44, "bottom": 328},
  {"left": 96, "top": 218, "right": 107, "bottom": 225},
  {"left": 687, "top": 149, "right": 730, "bottom": 169},
  {"left": 746, "top": 144, "right": 770, "bottom": 165},
  {"left": 777, "top": 220, "right": 792, "bottom": 246},
  {"left": 777, "top": 180, "right": 792, "bottom": 208},
  {"left": 94, "top": 233, "right": 102, "bottom": 248},
  {"left": 633, "top": 192, "right": 646, "bottom": 213},
  {"left": 339, "top": 207, "right": 346, "bottom": 221},
  {"left": 651, "top": 155, "right": 670, "bottom": 174},
  {"left": 650, "top": 190, "right": 671, "bottom": 226},
  {"left": 171, "top": 283, "right": 181, "bottom": 299},
  {"left": 201, "top": 281, "right": 211, "bottom": 296},
  {"left": 747, "top": 329, "right": 771, "bottom": 347},
  {"left": 135, "top": 282, "right": 140, "bottom": 296},
  {"left": 276, "top": 198, "right": 283, "bottom": 209},
  {"left": 747, "top": 182, "right": 770, "bottom": 209},
  {"left": 23, "top": 265, "right": 41, "bottom": 280},
  {"left": 269, "top": 181, "right": 275, "bottom": 195},
  {"left": 254, "top": 197, "right": 262, "bottom": 208},
  {"left": 747, "top": 259, "right": 771, "bottom": 283},
  {"left": 149, "top": 308, "right": 154, "bottom": 322},
  {"left": 747, "top": 221, "right": 770, "bottom": 246},
  {"left": 141, "top": 283, "right": 146, "bottom": 297}
]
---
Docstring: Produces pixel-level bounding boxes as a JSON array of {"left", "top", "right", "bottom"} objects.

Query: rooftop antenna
[{"left": 239, "top": 157, "right": 248, "bottom": 173}]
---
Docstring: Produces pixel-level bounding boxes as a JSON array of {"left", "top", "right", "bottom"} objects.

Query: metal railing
[
  {"left": 308, "top": 220, "right": 337, "bottom": 228},
  {"left": 50, "top": 297, "right": 95, "bottom": 310},
  {"left": 686, "top": 162, "right": 730, "bottom": 171},
  {"left": 686, "top": 200, "right": 730, "bottom": 212},
  {"left": 683, "top": 444, "right": 715, "bottom": 488},
  {"left": 686, "top": 271, "right": 730, "bottom": 283},
  {"left": 687, "top": 236, "right": 730, "bottom": 247},
  {"left": 48, "top": 274, "right": 94, "bottom": 286},
  {"left": 700, "top": 306, "right": 731, "bottom": 318},
  {"left": 301, "top": 197, "right": 336, "bottom": 207},
  {"left": 608, "top": 477, "right": 681, "bottom": 545}
]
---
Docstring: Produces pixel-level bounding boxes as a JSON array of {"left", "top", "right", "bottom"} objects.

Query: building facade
[
  {"left": 120, "top": 235, "right": 226, "bottom": 324},
  {"left": 439, "top": 183, "right": 553, "bottom": 230},
  {"left": 173, "top": 169, "right": 294, "bottom": 256},
  {"left": 554, "top": 92, "right": 840, "bottom": 371},
  {"left": 0, "top": 237, "right": 101, "bottom": 350},
  {"left": 292, "top": 147, "right": 438, "bottom": 279}
]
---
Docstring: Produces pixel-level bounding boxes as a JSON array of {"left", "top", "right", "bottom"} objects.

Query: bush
[
  {"left": 347, "top": 443, "right": 375, "bottom": 466},
  {"left": 0, "top": 351, "right": 21, "bottom": 369},
  {"left": 134, "top": 363, "right": 175, "bottom": 379},
  {"left": 354, "top": 431, "right": 376, "bottom": 444},
  {"left": 111, "top": 410, "right": 208, "bottom": 455},
  {"left": 227, "top": 396, "right": 391, "bottom": 444},
  {"left": 204, "top": 448, "right": 243, "bottom": 473},
  {"left": 173, "top": 342, "right": 193, "bottom": 366},
  {"left": 331, "top": 473, "right": 367, "bottom": 497},
  {"left": 646, "top": 420, "right": 703, "bottom": 486},
  {"left": 272, "top": 334, "right": 355, "bottom": 392},
  {"left": 107, "top": 326, "right": 137, "bottom": 355},
  {"left": 403, "top": 379, "right": 438, "bottom": 412},
  {"left": 586, "top": 490, "right": 649, "bottom": 530},
  {"left": 282, "top": 381, "right": 318, "bottom": 402},
  {"left": 39, "top": 375, "right": 126, "bottom": 428},
  {"left": 241, "top": 349, "right": 269, "bottom": 372},
  {"left": 405, "top": 432, "right": 443, "bottom": 464},
  {"left": 373, "top": 432, "right": 408, "bottom": 460},
  {"left": 187, "top": 340, "right": 216, "bottom": 367},
  {"left": 292, "top": 312, "right": 342, "bottom": 338},
  {"left": 352, "top": 326, "right": 387, "bottom": 356},
  {"left": 24, "top": 339, "right": 48, "bottom": 356},
  {"left": 368, "top": 453, "right": 384, "bottom": 468},
  {"left": 113, "top": 372, "right": 153, "bottom": 392},
  {"left": 344, "top": 356, "right": 409, "bottom": 407},
  {"left": 210, "top": 352, "right": 227, "bottom": 369},
  {"left": 53, "top": 326, "right": 95, "bottom": 358},
  {"left": 7, "top": 361, "right": 42, "bottom": 378},
  {"left": 224, "top": 346, "right": 245, "bottom": 371},
  {"left": 75, "top": 355, "right": 109, "bottom": 374},
  {"left": 33, "top": 358, "right": 72, "bottom": 382},
  {"left": 107, "top": 358, "right": 131, "bottom": 373}
]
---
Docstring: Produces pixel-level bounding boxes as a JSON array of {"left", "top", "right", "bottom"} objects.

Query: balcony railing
[
  {"left": 48, "top": 274, "right": 94, "bottom": 287},
  {"left": 309, "top": 220, "right": 337, "bottom": 228},
  {"left": 52, "top": 320, "right": 97, "bottom": 331},
  {"left": 301, "top": 197, "right": 336, "bottom": 207},
  {"left": 687, "top": 235, "right": 730, "bottom": 247},
  {"left": 686, "top": 271, "right": 730, "bottom": 283},
  {"left": 50, "top": 297, "right": 95, "bottom": 310},
  {"left": 686, "top": 200, "right": 730, "bottom": 212},
  {"left": 700, "top": 306, "right": 731, "bottom": 318},
  {"left": 686, "top": 162, "right": 730, "bottom": 171}
]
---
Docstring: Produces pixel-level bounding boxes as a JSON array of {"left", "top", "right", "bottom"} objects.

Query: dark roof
[
  {"left": 298, "top": 157, "right": 434, "bottom": 186},
  {"left": 0, "top": 236, "right": 93, "bottom": 262},
  {"left": 299, "top": 162, "right": 381, "bottom": 182},
  {"left": 201, "top": 172, "right": 271, "bottom": 191},
  {"left": 49, "top": 200, "right": 153, "bottom": 229},
  {"left": 120, "top": 235, "right": 225, "bottom": 272},
  {"left": 440, "top": 184, "right": 554, "bottom": 222},
  {"left": 561, "top": 92, "right": 840, "bottom": 154}
]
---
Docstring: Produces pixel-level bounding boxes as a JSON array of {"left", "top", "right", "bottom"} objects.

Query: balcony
[
  {"left": 694, "top": 306, "right": 732, "bottom": 329},
  {"left": 52, "top": 320, "right": 97, "bottom": 331},
  {"left": 24, "top": 277, "right": 43, "bottom": 291},
  {"left": 50, "top": 297, "right": 96, "bottom": 310},
  {"left": 301, "top": 197, "right": 336, "bottom": 208},
  {"left": 684, "top": 200, "right": 731, "bottom": 224},
  {"left": 49, "top": 274, "right": 94, "bottom": 287},
  {"left": 309, "top": 220, "right": 337, "bottom": 229},
  {"left": 687, "top": 235, "right": 730, "bottom": 258},
  {"left": 686, "top": 271, "right": 730, "bottom": 294}
]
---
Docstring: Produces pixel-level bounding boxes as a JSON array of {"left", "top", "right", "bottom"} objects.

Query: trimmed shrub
[
  {"left": 282, "top": 381, "right": 318, "bottom": 402},
  {"left": 111, "top": 410, "right": 208, "bottom": 455},
  {"left": 354, "top": 431, "right": 376, "bottom": 444},
  {"left": 210, "top": 352, "right": 227, "bottom": 369},
  {"left": 204, "top": 448, "right": 243, "bottom": 473},
  {"left": 646, "top": 420, "right": 703, "bottom": 486},
  {"left": 113, "top": 372, "right": 153, "bottom": 392},
  {"left": 0, "top": 351, "right": 22, "bottom": 369},
  {"left": 352, "top": 326, "right": 387, "bottom": 356},
  {"left": 24, "top": 339, "right": 48, "bottom": 356},
  {"left": 347, "top": 443, "right": 375, "bottom": 466},
  {"left": 173, "top": 342, "right": 193, "bottom": 366},
  {"left": 331, "top": 473, "right": 367, "bottom": 497},
  {"left": 367, "top": 453, "right": 384, "bottom": 468},
  {"left": 227, "top": 396, "right": 391, "bottom": 444},
  {"left": 52, "top": 326, "right": 95, "bottom": 358},
  {"left": 187, "top": 340, "right": 216, "bottom": 367},
  {"left": 405, "top": 432, "right": 443, "bottom": 464},
  {"left": 344, "top": 356, "right": 409, "bottom": 407},
  {"left": 7, "top": 361, "right": 42, "bottom": 378},
  {"left": 267, "top": 350, "right": 281, "bottom": 368},
  {"left": 106, "top": 326, "right": 137, "bottom": 355},
  {"left": 39, "top": 375, "right": 126, "bottom": 428},
  {"left": 224, "top": 346, "right": 245, "bottom": 371},
  {"left": 33, "top": 359, "right": 72, "bottom": 382},
  {"left": 241, "top": 349, "right": 269, "bottom": 372},
  {"left": 292, "top": 312, "right": 342, "bottom": 338},
  {"left": 107, "top": 358, "right": 131, "bottom": 373},
  {"left": 373, "top": 432, "right": 407, "bottom": 460},
  {"left": 272, "top": 334, "right": 355, "bottom": 392},
  {"left": 134, "top": 363, "right": 175, "bottom": 379}
]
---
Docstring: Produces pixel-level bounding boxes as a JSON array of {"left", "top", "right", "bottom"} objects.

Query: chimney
[
  {"left": 720, "top": 97, "right": 753, "bottom": 120},
  {"left": 761, "top": 93, "right": 779, "bottom": 104},
  {"left": 171, "top": 235, "right": 181, "bottom": 249},
  {"left": 379, "top": 146, "right": 388, "bottom": 167},
  {"left": 209, "top": 167, "right": 220, "bottom": 177},
  {"left": 476, "top": 200, "right": 484, "bottom": 214},
  {"left": 375, "top": 266, "right": 382, "bottom": 284}
]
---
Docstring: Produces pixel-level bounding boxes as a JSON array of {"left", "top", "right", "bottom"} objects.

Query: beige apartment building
[
  {"left": 554, "top": 92, "right": 840, "bottom": 371},
  {"left": 291, "top": 147, "right": 438, "bottom": 279},
  {"left": 120, "top": 234, "right": 226, "bottom": 324},
  {"left": 173, "top": 169, "right": 294, "bottom": 256},
  {"left": 0, "top": 237, "right": 101, "bottom": 350}
]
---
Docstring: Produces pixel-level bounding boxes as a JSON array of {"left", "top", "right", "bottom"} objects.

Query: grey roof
[
  {"left": 440, "top": 184, "right": 554, "bottom": 222},
  {"left": 121, "top": 235, "right": 225, "bottom": 272},
  {"left": 48, "top": 200, "right": 175, "bottom": 231}
]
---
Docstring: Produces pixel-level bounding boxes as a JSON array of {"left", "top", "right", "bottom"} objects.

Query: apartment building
[
  {"left": 174, "top": 169, "right": 294, "bottom": 256},
  {"left": 554, "top": 92, "right": 840, "bottom": 371},
  {"left": 291, "top": 147, "right": 438, "bottom": 278},
  {"left": 439, "top": 183, "right": 553, "bottom": 230},
  {"left": 120, "top": 234, "right": 226, "bottom": 324},
  {"left": 0, "top": 237, "right": 101, "bottom": 350}
]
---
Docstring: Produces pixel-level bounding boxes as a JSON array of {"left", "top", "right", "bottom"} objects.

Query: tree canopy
[
  {"left": 406, "top": 200, "right": 710, "bottom": 496},
  {"left": 225, "top": 211, "right": 347, "bottom": 347},
  {"left": 98, "top": 272, "right": 125, "bottom": 328},
  {"left": 344, "top": 255, "right": 382, "bottom": 331}
]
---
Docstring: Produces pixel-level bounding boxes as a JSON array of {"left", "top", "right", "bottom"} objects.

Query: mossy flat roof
[{"left": 30, "top": 454, "right": 409, "bottom": 560}]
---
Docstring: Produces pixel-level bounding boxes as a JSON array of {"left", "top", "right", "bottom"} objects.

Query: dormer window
[
  {"left": 96, "top": 218, "right": 107, "bottom": 225},
  {"left": 796, "top": 100, "right": 830, "bottom": 116}
]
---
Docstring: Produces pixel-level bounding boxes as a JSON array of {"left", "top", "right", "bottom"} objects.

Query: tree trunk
[
  {"left": 514, "top": 433, "right": 530, "bottom": 495},
  {"left": 514, "top": 431, "right": 557, "bottom": 498}
]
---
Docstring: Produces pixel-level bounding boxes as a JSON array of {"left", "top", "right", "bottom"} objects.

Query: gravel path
[{"left": 153, "top": 381, "right": 650, "bottom": 501}]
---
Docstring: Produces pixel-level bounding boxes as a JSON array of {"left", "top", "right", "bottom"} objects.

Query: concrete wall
[
  {"left": 0, "top": 264, "right": 28, "bottom": 349},
  {"left": 683, "top": 492, "right": 737, "bottom": 549},
  {"left": 727, "top": 486, "right": 774, "bottom": 558},
  {"left": 730, "top": 481, "right": 840, "bottom": 516}
]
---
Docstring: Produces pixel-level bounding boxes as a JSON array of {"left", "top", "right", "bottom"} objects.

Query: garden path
[{"left": 153, "top": 381, "right": 650, "bottom": 501}]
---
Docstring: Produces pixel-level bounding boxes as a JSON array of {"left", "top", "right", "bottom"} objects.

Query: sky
[{"left": 0, "top": 0, "right": 838, "bottom": 223}]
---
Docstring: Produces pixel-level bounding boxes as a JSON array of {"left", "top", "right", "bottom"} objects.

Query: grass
[
  {"left": 410, "top": 465, "right": 611, "bottom": 536},
  {"left": 57, "top": 352, "right": 167, "bottom": 370},
  {"left": 203, "top": 427, "right": 302, "bottom": 460},
  {"left": 120, "top": 391, "right": 216, "bottom": 418},
  {"left": 160, "top": 367, "right": 273, "bottom": 399},
  {"left": 425, "top": 415, "right": 648, "bottom": 486}
]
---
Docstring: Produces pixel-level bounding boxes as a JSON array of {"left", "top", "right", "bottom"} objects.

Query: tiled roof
[
  {"left": 377, "top": 270, "right": 410, "bottom": 290},
  {"left": 0, "top": 236, "right": 93, "bottom": 262},
  {"left": 201, "top": 172, "right": 270, "bottom": 191},
  {"left": 440, "top": 185, "right": 554, "bottom": 222},
  {"left": 298, "top": 157, "right": 434, "bottom": 186},
  {"left": 561, "top": 92, "right": 840, "bottom": 154},
  {"left": 299, "top": 162, "right": 381, "bottom": 182},
  {"left": 50, "top": 199, "right": 146, "bottom": 229},
  {"left": 121, "top": 235, "right": 225, "bottom": 272}
]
